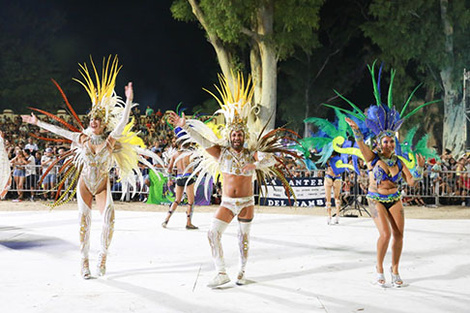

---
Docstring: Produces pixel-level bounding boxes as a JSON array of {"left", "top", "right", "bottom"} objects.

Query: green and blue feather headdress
[{"left": 324, "top": 61, "right": 440, "bottom": 142}]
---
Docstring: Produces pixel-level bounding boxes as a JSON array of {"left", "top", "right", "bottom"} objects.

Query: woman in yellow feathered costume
[{"left": 22, "top": 55, "right": 163, "bottom": 280}]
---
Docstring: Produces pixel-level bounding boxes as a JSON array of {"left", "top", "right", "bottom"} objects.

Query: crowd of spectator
[
  {"left": 0, "top": 108, "right": 185, "bottom": 201},
  {"left": 3, "top": 108, "right": 470, "bottom": 206}
]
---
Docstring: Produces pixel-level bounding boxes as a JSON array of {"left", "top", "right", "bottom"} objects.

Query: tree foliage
[
  {"left": 362, "top": 0, "right": 470, "bottom": 152},
  {"left": 277, "top": 0, "right": 374, "bottom": 133},
  {"left": 171, "top": 0, "right": 324, "bottom": 129},
  {"left": 0, "top": 3, "right": 72, "bottom": 113},
  {"left": 172, "top": 0, "right": 324, "bottom": 60},
  {"left": 362, "top": 0, "right": 470, "bottom": 94}
]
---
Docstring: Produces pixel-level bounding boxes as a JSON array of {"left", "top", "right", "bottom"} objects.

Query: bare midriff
[{"left": 222, "top": 173, "right": 253, "bottom": 198}]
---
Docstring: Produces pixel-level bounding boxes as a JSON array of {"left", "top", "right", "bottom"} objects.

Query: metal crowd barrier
[
  {"left": 274, "top": 168, "right": 470, "bottom": 206},
  {"left": 4, "top": 165, "right": 470, "bottom": 205},
  {"left": 5, "top": 165, "right": 160, "bottom": 201}
]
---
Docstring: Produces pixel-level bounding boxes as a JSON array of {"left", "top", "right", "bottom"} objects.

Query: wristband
[
  {"left": 412, "top": 166, "right": 424, "bottom": 181},
  {"left": 352, "top": 128, "right": 364, "bottom": 141}
]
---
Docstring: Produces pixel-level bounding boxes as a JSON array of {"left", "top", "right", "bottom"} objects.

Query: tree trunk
[
  {"left": 252, "top": 2, "right": 277, "bottom": 131},
  {"left": 250, "top": 41, "right": 262, "bottom": 117},
  {"left": 440, "top": 0, "right": 465, "bottom": 156},
  {"left": 441, "top": 76, "right": 465, "bottom": 156},
  {"left": 258, "top": 43, "right": 277, "bottom": 131},
  {"left": 188, "top": 0, "right": 277, "bottom": 131}
]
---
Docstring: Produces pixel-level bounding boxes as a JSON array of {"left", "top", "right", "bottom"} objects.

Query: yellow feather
[
  {"left": 397, "top": 153, "right": 415, "bottom": 169},
  {"left": 334, "top": 159, "right": 355, "bottom": 171},
  {"left": 73, "top": 55, "right": 122, "bottom": 108},
  {"left": 332, "top": 136, "right": 365, "bottom": 160}
]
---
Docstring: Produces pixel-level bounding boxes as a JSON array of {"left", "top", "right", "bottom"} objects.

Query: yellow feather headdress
[
  {"left": 73, "top": 55, "right": 123, "bottom": 128},
  {"left": 204, "top": 72, "right": 255, "bottom": 141}
]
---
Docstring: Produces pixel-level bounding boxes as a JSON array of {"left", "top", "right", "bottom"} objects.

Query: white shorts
[{"left": 220, "top": 196, "right": 255, "bottom": 215}]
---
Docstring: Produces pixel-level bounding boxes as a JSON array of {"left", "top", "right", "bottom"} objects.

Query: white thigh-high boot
[
  {"left": 236, "top": 220, "right": 252, "bottom": 285},
  {"left": 97, "top": 184, "right": 115, "bottom": 276},
  {"left": 335, "top": 199, "right": 341, "bottom": 224},
  {"left": 77, "top": 186, "right": 91, "bottom": 279},
  {"left": 207, "top": 218, "right": 230, "bottom": 288},
  {"left": 325, "top": 201, "right": 332, "bottom": 225}
]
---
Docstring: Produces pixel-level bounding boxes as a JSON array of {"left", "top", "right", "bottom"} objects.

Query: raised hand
[
  {"left": 21, "top": 113, "right": 38, "bottom": 125},
  {"left": 125, "top": 82, "right": 134, "bottom": 103},
  {"left": 345, "top": 117, "right": 358, "bottom": 130},
  {"left": 416, "top": 153, "right": 426, "bottom": 168},
  {"left": 167, "top": 111, "right": 186, "bottom": 127}
]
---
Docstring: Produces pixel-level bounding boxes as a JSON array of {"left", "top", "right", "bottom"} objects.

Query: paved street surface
[{"left": 1, "top": 209, "right": 469, "bottom": 313}]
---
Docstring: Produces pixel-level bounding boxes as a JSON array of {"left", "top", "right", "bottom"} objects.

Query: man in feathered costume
[
  {"left": 326, "top": 61, "right": 438, "bottom": 287},
  {"left": 162, "top": 127, "right": 198, "bottom": 230},
  {"left": 22, "top": 56, "right": 163, "bottom": 279},
  {"left": 168, "top": 73, "right": 300, "bottom": 288}
]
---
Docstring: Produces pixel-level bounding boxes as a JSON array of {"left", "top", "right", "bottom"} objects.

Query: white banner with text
[{"left": 258, "top": 177, "right": 326, "bottom": 207}]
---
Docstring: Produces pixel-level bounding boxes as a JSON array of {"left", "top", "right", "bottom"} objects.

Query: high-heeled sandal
[
  {"left": 97, "top": 253, "right": 107, "bottom": 276},
  {"left": 81, "top": 258, "right": 91, "bottom": 280},
  {"left": 390, "top": 267, "right": 404, "bottom": 287},
  {"left": 376, "top": 268, "right": 386, "bottom": 287}
]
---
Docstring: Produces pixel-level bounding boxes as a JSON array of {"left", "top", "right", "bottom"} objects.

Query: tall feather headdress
[
  {"left": 204, "top": 72, "right": 255, "bottom": 143},
  {"left": 175, "top": 72, "right": 302, "bottom": 204},
  {"left": 73, "top": 55, "right": 124, "bottom": 131},
  {"left": 324, "top": 61, "right": 440, "bottom": 142}
]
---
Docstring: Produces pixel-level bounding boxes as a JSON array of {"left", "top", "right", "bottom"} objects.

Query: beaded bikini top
[{"left": 371, "top": 153, "right": 403, "bottom": 186}]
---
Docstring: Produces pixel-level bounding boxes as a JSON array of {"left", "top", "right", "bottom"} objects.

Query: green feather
[
  {"left": 403, "top": 126, "right": 418, "bottom": 143},
  {"left": 388, "top": 69, "right": 396, "bottom": 109},
  {"left": 401, "top": 126, "right": 418, "bottom": 154},
  {"left": 400, "top": 83, "right": 422, "bottom": 117},
  {"left": 401, "top": 99, "right": 441, "bottom": 121},
  {"left": 300, "top": 137, "right": 332, "bottom": 150},
  {"left": 368, "top": 61, "right": 382, "bottom": 107},
  {"left": 322, "top": 103, "right": 365, "bottom": 120},
  {"left": 304, "top": 117, "right": 339, "bottom": 138},
  {"left": 332, "top": 90, "right": 367, "bottom": 119},
  {"left": 414, "top": 135, "right": 439, "bottom": 160},
  {"left": 334, "top": 109, "right": 350, "bottom": 137}
]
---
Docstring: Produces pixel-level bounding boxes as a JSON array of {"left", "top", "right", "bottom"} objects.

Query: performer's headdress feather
[
  {"left": 204, "top": 72, "right": 254, "bottom": 142},
  {"left": 73, "top": 55, "right": 124, "bottom": 130},
  {"left": 176, "top": 72, "right": 302, "bottom": 204},
  {"left": 324, "top": 61, "right": 440, "bottom": 142}
]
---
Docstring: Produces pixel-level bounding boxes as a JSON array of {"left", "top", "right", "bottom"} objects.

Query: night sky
[
  {"left": 2, "top": 0, "right": 376, "bottom": 119},
  {"left": 7, "top": 0, "right": 219, "bottom": 113}
]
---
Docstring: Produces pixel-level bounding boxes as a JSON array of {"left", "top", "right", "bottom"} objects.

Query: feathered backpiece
[
  {"left": 303, "top": 109, "right": 351, "bottom": 165},
  {"left": 205, "top": 72, "right": 255, "bottom": 144},
  {"left": 396, "top": 126, "right": 440, "bottom": 164},
  {"left": 26, "top": 56, "right": 166, "bottom": 208},
  {"left": 73, "top": 55, "right": 124, "bottom": 131},
  {"left": 324, "top": 60, "right": 440, "bottom": 142},
  {"left": 175, "top": 72, "right": 302, "bottom": 204},
  {"left": 301, "top": 109, "right": 362, "bottom": 174}
]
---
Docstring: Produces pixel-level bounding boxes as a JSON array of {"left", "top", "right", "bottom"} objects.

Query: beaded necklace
[
  {"left": 89, "top": 134, "right": 105, "bottom": 145},
  {"left": 379, "top": 153, "right": 398, "bottom": 167}
]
